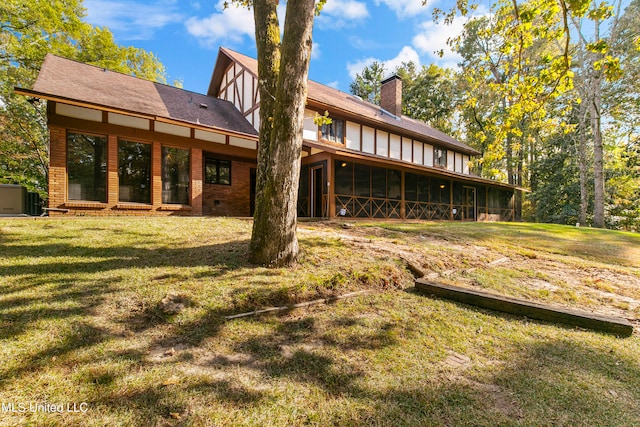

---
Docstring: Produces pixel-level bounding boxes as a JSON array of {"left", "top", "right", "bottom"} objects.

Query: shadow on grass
[
  {"left": 0, "top": 321, "right": 109, "bottom": 383},
  {"left": 0, "top": 239, "right": 252, "bottom": 278},
  {"left": 5, "top": 294, "right": 639, "bottom": 426},
  {"left": 124, "top": 307, "right": 640, "bottom": 426}
]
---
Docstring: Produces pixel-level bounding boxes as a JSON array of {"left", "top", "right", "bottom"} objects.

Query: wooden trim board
[{"left": 415, "top": 279, "right": 633, "bottom": 337}]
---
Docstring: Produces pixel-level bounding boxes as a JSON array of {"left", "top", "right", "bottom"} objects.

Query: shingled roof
[
  {"left": 27, "top": 54, "right": 257, "bottom": 137},
  {"left": 208, "top": 47, "right": 479, "bottom": 156}
]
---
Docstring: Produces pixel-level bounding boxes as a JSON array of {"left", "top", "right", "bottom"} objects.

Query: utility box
[{"left": 0, "top": 184, "right": 28, "bottom": 215}]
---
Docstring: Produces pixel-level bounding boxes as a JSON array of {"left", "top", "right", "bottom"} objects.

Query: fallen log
[{"left": 415, "top": 279, "right": 633, "bottom": 337}]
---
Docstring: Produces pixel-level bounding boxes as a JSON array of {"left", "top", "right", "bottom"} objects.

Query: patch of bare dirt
[{"left": 300, "top": 222, "right": 640, "bottom": 330}]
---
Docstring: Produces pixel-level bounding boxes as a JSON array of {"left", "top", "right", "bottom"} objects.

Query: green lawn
[{"left": 0, "top": 217, "right": 638, "bottom": 426}]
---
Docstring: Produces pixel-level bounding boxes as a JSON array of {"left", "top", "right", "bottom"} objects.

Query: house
[{"left": 17, "top": 48, "right": 515, "bottom": 220}]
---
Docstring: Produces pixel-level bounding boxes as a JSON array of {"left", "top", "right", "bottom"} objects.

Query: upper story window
[
  {"left": 321, "top": 118, "right": 344, "bottom": 143},
  {"left": 434, "top": 147, "right": 447, "bottom": 168}
]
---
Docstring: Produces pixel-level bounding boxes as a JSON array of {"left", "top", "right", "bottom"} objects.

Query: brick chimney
[{"left": 380, "top": 74, "right": 402, "bottom": 117}]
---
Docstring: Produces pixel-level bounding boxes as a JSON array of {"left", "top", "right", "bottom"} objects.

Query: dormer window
[{"left": 321, "top": 118, "right": 344, "bottom": 143}]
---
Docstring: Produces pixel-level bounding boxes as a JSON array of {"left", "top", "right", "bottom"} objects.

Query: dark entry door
[
  {"left": 463, "top": 187, "right": 476, "bottom": 221},
  {"left": 249, "top": 168, "right": 256, "bottom": 216},
  {"left": 310, "top": 166, "right": 324, "bottom": 218}
]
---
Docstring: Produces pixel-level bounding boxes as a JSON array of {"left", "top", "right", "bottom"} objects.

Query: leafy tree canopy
[{"left": 0, "top": 0, "right": 166, "bottom": 196}]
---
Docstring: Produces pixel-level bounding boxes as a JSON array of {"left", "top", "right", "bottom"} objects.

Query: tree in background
[
  {"left": 349, "top": 61, "right": 457, "bottom": 134},
  {"left": 569, "top": 0, "right": 626, "bottom": 227},
  {"left": 530, "top": 103, "right": 593, "bottom": 224},
  {"left": 349, "top": 61, "right": 386, "bottom": 105},
  {"left": 604, "top": 0, "right": 640, "bottom": 230},
  {"left": 454, "top": 1, "right": 573, "bottom": 219},
  {"left": 0, "top": 0, "right": 165, "bottom": 197}
]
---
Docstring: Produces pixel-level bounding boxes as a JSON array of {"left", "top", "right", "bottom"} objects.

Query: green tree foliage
[
  {"left": 400, "top": 64, "right": 458, "bottom": 135},
  {"left": 605, "top": 131, "right": 640, "bottom": 231},
  {"left": 0, "top": 0, "right": 166, "bottom": 197},
  {"left": 349, "top": 61, "right": 385, "bottom": 104},
  {"left": 348, "top": 0, "right": 638, "bottom": 229},
  {"left": 530, "top": 105, "right": 593, "bottom": 225},
  {"left": 602, "top": 0, "right": 640, "bottom": 230},
  {"left": 349, "top": 61, "right": 457, "bottom": 134}
]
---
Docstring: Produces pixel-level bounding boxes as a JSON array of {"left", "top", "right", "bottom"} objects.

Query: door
[
  {"left": 310, "top": 166, "right": 324, "bottom": 218},
  {"left": 463, "top": 187, "right": 476, "bottom": 221},
  {"left": 249, "top": 168, "right": 256, "bottom": 216}
]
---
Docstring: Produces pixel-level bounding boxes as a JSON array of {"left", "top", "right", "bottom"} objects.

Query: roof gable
[{"left": 208, "top": 47, "right": 479, "bottom": 156}]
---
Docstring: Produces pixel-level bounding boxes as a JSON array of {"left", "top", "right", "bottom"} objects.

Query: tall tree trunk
[
  {"left": 529, "top": 135, "right": 538, "bottom": 216},
  {"left": 591, "top": 82, "right": 605, "bottom": 228},
  {"left": 249, "top": 0, "right": 316, "bottom": 266},
  {"left": 516, "top": 136, "right": 524, "bottom": 220},
  {"left": 577, "top": 100, "right": 589, "bottom": 226},
  {"left": 591, "top": 9, "right": 606, "bottom": 229}
]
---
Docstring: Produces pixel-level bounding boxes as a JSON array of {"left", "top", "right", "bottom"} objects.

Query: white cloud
[
  {"left": 347, "top": 46, "right": 421, "bottom": 79},
  {"left": 412, "top": 20, "right": 465, "bottom": 69},
  {"left": 311, "top": 42, "right": 321, "bottom": 60},
  {"left": 325, "top": 81, "right": 341, "bottom": 89},
  {"left": 373, "top": 0, "right": 430, "bottom": 19},
  {"left": 185, "top": 1, "right": 255, "bottom": 47},
  {"left": 412, "top": 8, "right": 491, "bottom": 69},
  {"left": 84, "top": 0, "right": 183, "bottom": 40},
  {"left": 318, "top": 0, "right": 369, "bottom": 28}
]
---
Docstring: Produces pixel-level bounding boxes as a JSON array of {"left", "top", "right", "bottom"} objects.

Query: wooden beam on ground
[
  {"left": 415, "top": 279, "right": 634, "bottom": 337},
  {"left": 224, "top": 290, "right": 371, "bottom": 320}
]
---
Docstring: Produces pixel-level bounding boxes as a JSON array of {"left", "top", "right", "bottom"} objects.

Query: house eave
[
  {"left": 305, "top": 98, "right": 480, "bottom": 157},
  {"left": 15, "top": 87, "right": 259, "bottom": 141}
]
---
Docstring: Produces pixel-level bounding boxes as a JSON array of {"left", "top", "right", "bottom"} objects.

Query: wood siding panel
[
  {"left": 424, "top": 143, "right": 434, "bottom": 167},
  {"left": 362, "top": 126, "right": 375, "bottom": 154},
  {"left": 243, "top": 71, "right": 253, "bottom": 114},
  {"left": 447, "top": 150, "right": 455, "bottom": 171},
  {"left": 402, "top": 137, "right": 412, "bottom": 162},
  {"left": 56, "top": 103, "right": 102, "bottom": 122},
  {"left": 389, "top": 134, "right": 401, "bottom": 159},
  {"left": 108, "top": 113, "right": 149, "bottom": 130},
  {"left": 346, "top": 121, "right": 360, "bottom": 151},
  {"left": 303, "top": 109, "right": 319, "bottom": 141},
  {"left": 413, "top": 141, "right": 424, "bottom": 165},
  {"left": 376, "top": 130, "right": 389, "bottom": 157}
]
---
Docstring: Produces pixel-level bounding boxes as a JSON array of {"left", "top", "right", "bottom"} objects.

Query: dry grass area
[{"left": 0, "top": 217, "right": 638, "bottom": 426}]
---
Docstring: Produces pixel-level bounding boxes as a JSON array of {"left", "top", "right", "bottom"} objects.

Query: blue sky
[{"left": 83, "top": 0, "right": 483, "bottom": 94}]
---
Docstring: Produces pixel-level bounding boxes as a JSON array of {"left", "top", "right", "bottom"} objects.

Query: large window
[
  {"left": 434, "top": 147, "right": 447, "bottom": 168},
  {"left": 118, "top": 139, "right": 151, "bottom": 203},
  {"left": 67, "top": 132, "right": 107, "bottom": 202},
  {"left": 321, "top": 118, "right": 344, "bottom": 143},
  {"left": 162, "top": 146, "right": 190, "bottom": 205},
  {"left": 205, "top": 158, "right": 231, "bottom": 185}
]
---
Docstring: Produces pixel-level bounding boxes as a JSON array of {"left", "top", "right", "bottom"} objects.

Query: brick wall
[
  {"left": 380, "top": 75, "right": 402, "bottom": 117},
  {"left": 203, "top": 160, "right": 253, "bottom": 216},
  {"left": 191, "top": 148, "right": 203, "bottom": 216},
  {"left": 48, "top": 125, "right": 67, "bottom": 214},
  {"left": 48, "top": 115, "right": 256, "bottom": 217}
]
